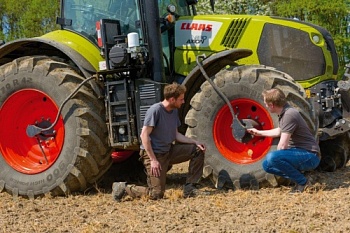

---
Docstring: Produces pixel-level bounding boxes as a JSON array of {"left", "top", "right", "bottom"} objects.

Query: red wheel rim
[
  {"left": 213, "top": 98, "right": 273, "bottom": 164},
  {"left": 0, "top": 89, "right": 64, "bottom": 174}
]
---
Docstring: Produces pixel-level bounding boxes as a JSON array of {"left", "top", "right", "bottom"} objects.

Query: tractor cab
[
  {"left": 60, "top": 0, "right": 195, "bottom": 45},
  {"left": 61, "top": 0, "right": 142, "bottom": 43},
  {"left": 58, "top": 0, "right": 198, "bottom": 84}
]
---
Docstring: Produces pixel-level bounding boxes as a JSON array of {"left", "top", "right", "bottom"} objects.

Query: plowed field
[{"left": 1, "top": 160, "right": 350, "bottom": 233}]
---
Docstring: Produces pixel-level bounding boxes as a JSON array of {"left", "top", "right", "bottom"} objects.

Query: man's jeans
[{"left": 262, "top": 148, "right": 320, "bottom": 185}]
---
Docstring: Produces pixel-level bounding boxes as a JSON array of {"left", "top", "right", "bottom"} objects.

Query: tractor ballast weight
[{"left": 0, "top": 0, "right": 348, "bottom": 197}]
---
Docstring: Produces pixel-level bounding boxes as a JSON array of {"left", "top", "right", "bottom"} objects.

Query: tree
[
  {"left": 0, "top": 0, "right": 60, "bottom": 42},
  {"left": 196, "top": 0, "right": 273, "bottom": 15},
  {"left": 0, "top": 0, "right": 4, "bottom": 42}
]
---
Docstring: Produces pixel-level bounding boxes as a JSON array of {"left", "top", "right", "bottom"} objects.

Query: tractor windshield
[
  {"left": 62, "top": 0, "right": 141, "bottom": 44},
  {"left": 62, "top": 0, "right": 192, "bottom": 45}
]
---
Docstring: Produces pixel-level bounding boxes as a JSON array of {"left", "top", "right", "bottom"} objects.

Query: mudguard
[{"left": 0, "top": 36, "right": 103, "bottom": 97}]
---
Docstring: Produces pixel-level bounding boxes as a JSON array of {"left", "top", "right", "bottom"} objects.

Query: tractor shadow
[
  {"left": 307, "top": 164, "right": 350, "bottom": 191},
  {"left": 87, "top": 153, "right": 146, "bottom": 195},
  {"left": 86, "top": 155, "right": 350, "bottom": 195},
  {"left": 92, "top": 154, "right": 210, "bottom": 194}
]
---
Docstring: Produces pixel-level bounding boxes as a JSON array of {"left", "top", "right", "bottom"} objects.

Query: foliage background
[{"left": 0, "top": 0, "right": 59, "bottom": 41}]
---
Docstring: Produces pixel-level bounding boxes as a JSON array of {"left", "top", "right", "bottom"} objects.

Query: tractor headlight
[
  {"left": 312, "top": 35, "right": 320, "bottom": 44},
  {"left": 118, "top": 126, "right": 126, "bottom": 135},
  {"left": 167, "top": 4, "right": 176, "bottom": 13}
]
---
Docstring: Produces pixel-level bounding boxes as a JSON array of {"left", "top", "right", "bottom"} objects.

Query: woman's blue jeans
[{"left": 262, "top": 148, "right": 320, "bottom": 185}]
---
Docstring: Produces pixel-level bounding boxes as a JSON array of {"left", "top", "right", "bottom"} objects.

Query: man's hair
[
  {"left": 164, "top": 83, "right": 186, "bottom": 100},
  {"left": 262, "top": 88, "right": 286, "bottom": 107}
]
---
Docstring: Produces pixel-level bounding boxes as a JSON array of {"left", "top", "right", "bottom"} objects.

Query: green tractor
[{"left": 0, "top": 0, "right": 347, "bottom": 197}]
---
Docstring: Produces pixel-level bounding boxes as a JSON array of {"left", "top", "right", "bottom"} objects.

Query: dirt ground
[{"left": 1, "top": 160, "right": 350, "bottom": 233}]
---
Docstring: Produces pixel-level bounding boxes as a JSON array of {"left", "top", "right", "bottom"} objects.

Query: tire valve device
[{"left": 26, "top": 76, "right": 96, "bottom": 137}]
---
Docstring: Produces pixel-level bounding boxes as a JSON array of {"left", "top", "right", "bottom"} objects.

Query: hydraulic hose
[
  {"left": 196, "top": 54, "right": 249, "bottom": 142},
  {"left": 26, "top": 76, "right": 96, "bottom": 137}
]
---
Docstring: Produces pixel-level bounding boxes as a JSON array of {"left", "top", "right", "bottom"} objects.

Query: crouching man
[
  {"left": 247, "top": 88, "right": 320, "bottom": 193},
  {"left": 112, "top": 83, "right": 206, "bottom": 201}
]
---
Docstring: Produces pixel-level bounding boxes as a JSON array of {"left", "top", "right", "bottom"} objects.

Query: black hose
[
  {"left": 196, "top": 54, "right": 238, "bottom": 123},
  {"left": 26, "top": 76, "right": 96, "bottom": 137},
  {"left": 196, "top": 54, "right": 248, "bottom": 142}
]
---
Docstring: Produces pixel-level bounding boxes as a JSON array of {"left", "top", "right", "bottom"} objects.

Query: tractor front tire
[{"left": 185, "top": 65, "right": 317, "bottom": 189}]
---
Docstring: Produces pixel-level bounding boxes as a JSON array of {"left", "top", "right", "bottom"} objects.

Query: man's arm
[
  {"left": 247, "top": 127, "right": 281, "bottom": 138},
  {"left": 140, "top": 125, "right": 156, "bottom": 160},
  {"left": 140, "top": 125, "right": 162, "bottom": 177},
  {"left": 277, "top": 132, "right": 291, "bottom": 150},
  {"left": 175, "top": 130, "right": 206, "bottom": 151}
]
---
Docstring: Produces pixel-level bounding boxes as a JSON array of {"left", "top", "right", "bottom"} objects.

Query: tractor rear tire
[
  {"left": 318, "top": 67, "right": 350, "bottom": 171},
  {"left": 318, "top": 132, "right": 350, "bottom": 171},
  {"left": 185, "top": 65, "right": 317, "bottom": 189},
  {"left": 0, "top": 56, "right": 112, "bottom": 198}
]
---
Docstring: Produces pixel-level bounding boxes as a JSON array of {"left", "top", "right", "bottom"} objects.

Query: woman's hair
[
  {"left": 163, "top": 83, "right": 186, "bottom": 100},
  {"left": 262, "top": 88, "right": 286, "bottom": 107}
]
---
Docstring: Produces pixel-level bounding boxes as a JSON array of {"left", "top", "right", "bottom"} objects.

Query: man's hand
[
  {"left": 247, "top": 128, "right": 260, "bottom": 136},
  {"left": 247, "top": 127, "right": 281, "bottom": 138},
  {"left": 194, "top": 140, "right": 206, "bottom": 151},
  {"left": 150, "top": 159, "right": 162, "bottom": 177}
]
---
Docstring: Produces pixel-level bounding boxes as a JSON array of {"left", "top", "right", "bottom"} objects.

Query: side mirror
[
  {"left": 210, "top": 0, "right": 215, "bottom": 12},
  {"left": 186, "top": 0, "right": 198, "bottom": 5}
]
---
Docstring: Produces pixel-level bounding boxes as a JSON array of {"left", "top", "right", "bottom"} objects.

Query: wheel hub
[
  {"left": 0, "top": 89, "right": 64, "bottom": 174},
  {"left": 213, "top": 98, "right": 273, "bottom": 165}
]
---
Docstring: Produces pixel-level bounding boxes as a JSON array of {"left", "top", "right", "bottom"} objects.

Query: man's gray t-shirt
[
  {"left": 140, "top": 102, "right": 180, "bottom": 154},
  {"left": 279, "top": 105, "right": 320, "bottom": 153}
]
